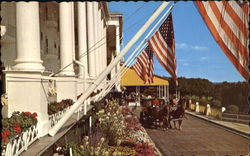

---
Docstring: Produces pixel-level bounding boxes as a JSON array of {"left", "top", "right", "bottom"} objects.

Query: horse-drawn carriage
[{"left": 139, "top": 98, "right": 187, "bottom": 130}]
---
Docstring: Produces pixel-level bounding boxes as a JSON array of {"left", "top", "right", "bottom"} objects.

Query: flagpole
[{"left": 49, "top": 2, "right": 171, "bottom": 136}]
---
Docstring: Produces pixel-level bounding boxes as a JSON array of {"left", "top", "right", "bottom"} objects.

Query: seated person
[{"left": 170, "top": 97, "right": 178, "bottom": 112}]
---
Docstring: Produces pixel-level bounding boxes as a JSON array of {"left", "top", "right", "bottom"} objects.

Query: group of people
[{"left": 142, "top": 96, "right": 187, "bottom": 131}]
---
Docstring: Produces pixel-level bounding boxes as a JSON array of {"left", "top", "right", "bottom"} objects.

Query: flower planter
[
  {"left": 49, "top": 106, "right": 71, "bottom": 128},
  {"left": 2, "top": 125, "right": 38, "bottom": 156}
]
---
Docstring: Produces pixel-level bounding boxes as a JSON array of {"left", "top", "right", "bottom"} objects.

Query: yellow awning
[{"left": 121, "top": 66, "right": 169, "bottom": 86}]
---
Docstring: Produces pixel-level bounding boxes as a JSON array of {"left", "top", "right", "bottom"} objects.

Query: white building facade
[{"left": 0, "top": 2, "right": 123, "bottom": 137}]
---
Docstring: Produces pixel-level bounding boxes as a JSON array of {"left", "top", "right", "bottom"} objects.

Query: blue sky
[{"left": 108, "top": 1, "right": 245, "bottom": 83}]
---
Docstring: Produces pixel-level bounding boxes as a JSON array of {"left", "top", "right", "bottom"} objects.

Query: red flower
[
  {"left": 14, "top": 127, "right": 21, "bottom": 134},
  {"left": 59, "top": 101, "right": 65, "bottom": 105},
  {"left": 32, "top": 113, "right": 38, "bottom": 118},
  {"left": 24, "top": 112, "right": 31, "bottom": 116},
  {"left": 1, "top": 132, "right": 9, "bottom": 143},
  {"left": 1, "top": 132, "right": 6, "bottom": 138},
  {"left": 13, "top": 122, "right": 20, "bottom": 127},
  {"left": 4, "top": 130, "right": 11, "bottom": 136}
]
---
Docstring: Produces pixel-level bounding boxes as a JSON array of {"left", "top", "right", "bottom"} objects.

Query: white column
[
  {"left": 115, "top": 25, "right": 121, "bottom": 91},
  {"left": 115, "top": 25, "right": 120, "bottom": 73},
  {"left": 100, "top": 17, "right": 104, "bottom": 73},
  {"left": 116, "top": 25, "right": 120, "bottom": 57},
  {"left": 87, "top": 2, "right": 95, "bottom": 78},
  {"left": 78, "top": 2, "right": 88, "bottom": 78},
  {"left": 71, "top": 2, "right": 75, "bottom": 61},
  {"left": 59, "top": 2, "right": 75, "bottom": 76},
  {"left": 97, "top": 4, "right": 102, "bottom": 76},
  {"left": 13, "top": 2, "right": 45, "bottom": 71},
  {"left": 195, "top": 102, "right": 200, "bottom": 113},
  {"left": 93, "top": 2, "right": 99, "bottom": 76},
  {"left": 103, "top": 22, "right": 107, "bottom": 82},
  {"left": 104, "top": 25, "right": 107, "bottom": 69}
]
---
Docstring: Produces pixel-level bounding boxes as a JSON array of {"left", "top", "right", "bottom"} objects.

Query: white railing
[
  {"left": 2, "top": 125, "right": 39, "bottom": 156},
  {"left": 49, "top": 106, "right": 71, "bottom": 128}
]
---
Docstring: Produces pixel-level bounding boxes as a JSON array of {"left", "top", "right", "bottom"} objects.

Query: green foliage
[
  {"left": 211, "top": 99, "right": 221, "bottom": 107},
  {"left": 227, "top": 105, "right": 239, "bottom": 113},
  {"left": 166, "top": 77, "right": 248, "bottom": 114},
  {"left": 191, "top": 95, "right": 199, "bottom": 103},
  {"left": 96, "top": 101, "right": 125, "bottom": 146},
  {"left": 60, "top": 137, "right": 110, "bottom": 156},
  {"left": 48, "top": 99, "right": 74, "bottom": 115},
  {"left": 183, "top": 95, "right": 191, "bottom": 100},
  {"left": 200, "top": 96, "right": 208, "bottom": 105},
  {"left": 1, "top": 111, "right": 38, "bottom": 146}
]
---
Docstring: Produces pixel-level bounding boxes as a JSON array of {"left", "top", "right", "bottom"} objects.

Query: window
[
  {"left": 58, "top": 45, "right": 60, "bottom": 59},
  {"left": 45, "top": 5, "right": 48, "bottom": 20},
  {"left": 57, "top": 19, "right": 59, "bottom": 32},
  {"left": 46, "top": 38, "right": 48, "bottom": 54},
  {"left": 40, "top": 32, "right": 43, "bottom": 40},
  {"left": 40, "top": 32, "right": 43, "bottom": 50},
  {"left": 54, "top": 42, "right": 56, "bottom": 48}
]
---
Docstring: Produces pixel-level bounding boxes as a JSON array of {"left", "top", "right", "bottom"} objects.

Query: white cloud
[
  {"left": 178, "top": 59, "right": 191, "bottom": 63},
  {"left": 201, "top": 57, "right": 208, "bottom": 60},
  {"left": 176, "top": 42, "right": 209, "bottom": 52},
  {"left": 176, "top": 43, "right": 188, "bottom": 50},
  {"left": 191, "top": 45, "right": 209, "bottom": 51}
]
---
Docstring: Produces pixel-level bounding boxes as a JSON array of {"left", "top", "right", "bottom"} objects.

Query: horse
[
  {"left": 159, "top": 104, "right": 171, "bottom": 130},
  {"left": 169, "top": 100, "right": 187, "bottom": 130}
]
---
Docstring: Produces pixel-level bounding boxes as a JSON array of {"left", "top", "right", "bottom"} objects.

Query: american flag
[
  {"left": 133, "top": 60, "right": 146, "bottom": 82},
  {"left": 145, "top": 46, "right": 154, "bottom": 84},
  {"left": 195, "top": 1, "right": 249, "bottom": 81},
  {"left": 148, "top": 13, "right": 178, "bottom": 85},
  {"left": 132, "top": 45, "right": 154, "bottom": 84}
]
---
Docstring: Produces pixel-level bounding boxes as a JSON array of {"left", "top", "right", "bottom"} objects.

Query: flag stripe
[
  {"left": 152, "top": 47, "right": 177, "bottom": 81},
  {"left": 228, "top": 2, "right": 248, "bottom": 26},
  {"left": 148, "top": 12, "right": 178, "bottom": 85},
  {"left": 155, "top": 32, "right": 175, "bottom": 59},
  {"left": 155, "top": 32, "right": 176, "bottom": 64},
  {"left": 200, "top": 2, "right": 248, "bottom": 67},
  {"left": 196, "top": 2, "right": 249, "bottom": 80},
  {"left": 208, "top": 1, "right": 248, "bottom": 61},
  {"left": 132, "top": 46, "right": 155, "bottom": 84},
  {"left": 137, "top": 54, "right": 148, "bottom": 77},
  {"left": 222, "top": 1, "right": 248, "bottom": 38},
  {"left": 148, "top": 41, "right": 177, "bottom": 79},
  {"left": 148, "top": 38, "right": 176, "bottom": 72},
  {"left": 133, "top": 61, "right": 145, "bottom": 81}
]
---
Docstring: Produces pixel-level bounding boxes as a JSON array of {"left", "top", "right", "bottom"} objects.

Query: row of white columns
[
  {"left": 10, "top": 1, "right": 109, "bottom": 137},
  {"left": 13, "top": 2, "right": 107, "bottom": 79}
]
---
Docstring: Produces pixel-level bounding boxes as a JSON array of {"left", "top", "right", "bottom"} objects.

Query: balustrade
[{"left": 2, "top": 125, "right": 39, "bottom": 156}]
